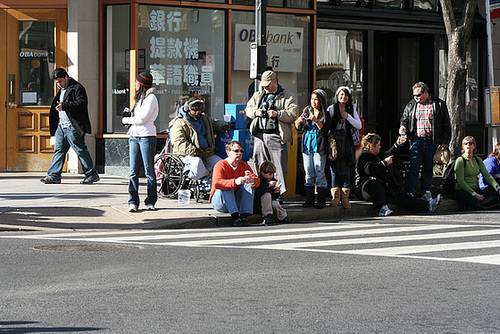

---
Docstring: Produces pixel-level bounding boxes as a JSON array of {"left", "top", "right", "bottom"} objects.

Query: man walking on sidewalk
[{"left": 40, "top": 68, "right": 100, "bottom": 184}]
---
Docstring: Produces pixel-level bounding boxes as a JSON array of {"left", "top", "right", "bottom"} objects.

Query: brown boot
[
  {"left": 330, "top": 187, "right": 341, "bottom": 206},
  {"left": 341, "top": 188, "right": 352, "bottom": 208}
]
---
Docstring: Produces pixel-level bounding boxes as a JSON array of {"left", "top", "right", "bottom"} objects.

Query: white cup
[{"left": 178, "top": 189, "right": 190, "bottom": 205}]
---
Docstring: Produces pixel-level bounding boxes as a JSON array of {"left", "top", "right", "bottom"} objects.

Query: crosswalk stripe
[
  {"left": 343, "top": 240, "right": 500, "bottom": 255},
  {"left": 456, "top": 254, "right": 500, "bottom": 265},
  {"left": 122, "top": 225, "right": 485, "bottom": 246},
  {"left": 250, "top": 228, "right": 500, "bottom": 249},
  {"left": 0, "top": 223, "right": 380, "bottom": 239}
]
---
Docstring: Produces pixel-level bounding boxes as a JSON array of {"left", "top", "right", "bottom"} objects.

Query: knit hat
[
  {"left": 312, "top": 89, "right": 327, "bottom": 110},
  {"left": 136, "top": 72, "right": 153, "bottom": 88},
  {"left": 183, "top": 97, "right": 205, "bottom": 112},
  {"left": 260, "top": 70, "right": 277, "bottom": 87}
]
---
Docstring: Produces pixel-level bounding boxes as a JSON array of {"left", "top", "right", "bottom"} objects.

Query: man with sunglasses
[
  {"left": 170, "top": 96, "right": 229, "bottom": 188},
  {"left": 210, "top": 141, "right": 260, "bottom": 227},
  {"left": 399, "top": 81, "right": 451, "bottom": 201}
]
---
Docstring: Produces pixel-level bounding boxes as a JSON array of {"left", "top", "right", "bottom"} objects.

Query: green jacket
[
  {"left": 169, "top": 114, "right": 227, "bottom": 160},
  {"left": 455, "top": 153, "right": 500, "bottom": 194}
]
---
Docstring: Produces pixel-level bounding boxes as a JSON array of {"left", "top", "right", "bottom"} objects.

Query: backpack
[{"left": 440, "top": 156, "right": 479, "bottom": 193}]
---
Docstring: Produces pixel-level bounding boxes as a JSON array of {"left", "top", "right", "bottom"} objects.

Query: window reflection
[
  {"left": 18, "top": 21, "right": 55, "bottom": 106},
  {"left": 316, "top": 29, "right": 363, "bottom": 116}
]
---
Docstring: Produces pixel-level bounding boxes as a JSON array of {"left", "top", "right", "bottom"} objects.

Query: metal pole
[{"left": 254, "top": 0, "right": 267, "bottom": 93}]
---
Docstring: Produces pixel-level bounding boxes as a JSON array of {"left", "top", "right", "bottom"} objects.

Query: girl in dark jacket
[
  {"left": 327, "top": 87, "right": 362, "bottom": 209},
  {"left": 355, "top": 133, "right": 441, "bottom": 216},
  {"left": 295, "top": 89, "right": 332, "bottom": 209}
]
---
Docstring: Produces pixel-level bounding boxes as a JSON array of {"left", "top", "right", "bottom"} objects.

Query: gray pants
[{"left": 253, "top": 133, "right": 288, "bottom": 195}]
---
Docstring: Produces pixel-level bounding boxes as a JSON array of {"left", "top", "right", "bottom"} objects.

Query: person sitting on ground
[
  {"left": 479, "top": 142, "right": 500, "bottom": 190},
  {"left": 355, "top": 132, "right": 442, "bottom": 216},
  {"left": 169, "top": 96, "right": 229, "bottom": 189},
  {"left": 210, "top": 141, "right": 260, "bottom": 227},
  {"left": 454, "top": 136, "right": 500, "bottom": 210},
  {"left": 254, "top": 161, "right": 292, "bottom": 225}
]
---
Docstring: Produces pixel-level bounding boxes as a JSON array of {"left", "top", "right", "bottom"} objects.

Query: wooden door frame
[{"left": 1, "top": 8, "right": 66, "bottom": 171}]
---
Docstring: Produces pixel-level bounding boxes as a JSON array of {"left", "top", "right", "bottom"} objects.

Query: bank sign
[{"left": 234, "top": 24, "right": 304, "bottom": 73}]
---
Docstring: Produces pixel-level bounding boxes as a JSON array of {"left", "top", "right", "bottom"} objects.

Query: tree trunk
[
  {"left": 439, "top": 0, "right": 477, "bottom": 158},
  {"left": 446, "top": 33, "right": 467, "bottom": 158}
]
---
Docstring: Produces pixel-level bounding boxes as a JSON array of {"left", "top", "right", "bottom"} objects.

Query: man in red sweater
[{"left": 210, "top": 140, "right": 260, "bottom": 226}]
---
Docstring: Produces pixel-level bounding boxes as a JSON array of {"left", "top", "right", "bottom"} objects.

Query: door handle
[
  {"left": 8, "top": 74, "right": 16, "bottom": 103},
  {"left": 8, "top": 102, "right": 18, "bottom": 108}
]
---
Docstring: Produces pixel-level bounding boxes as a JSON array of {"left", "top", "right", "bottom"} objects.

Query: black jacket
[
  {"left": 49, "top": 78, "right": 92, "bottom": 137},
  {"left": 400, "top": 96, "right": 451, "bottom": 146},
  {"left": 296, "top": 106, "right": 332, "bottom": 156},
  {"left": 354, "top": 142, "right": 405, "bottom": 199}
]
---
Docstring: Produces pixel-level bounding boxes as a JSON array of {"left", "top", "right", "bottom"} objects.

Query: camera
[
  {"left": 260, "top": 102, "right": 269, "bottom": 118},
  {"left": 122, "top": 107, "right": 131, "bottom": 118}
]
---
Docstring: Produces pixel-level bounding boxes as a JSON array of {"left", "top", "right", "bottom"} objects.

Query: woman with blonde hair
[
  {"left": 454, "top": 136, "right": 500, "bottom": 210},
  {"left": 355, "top": 132, "right": 441, "bottom": 216}
]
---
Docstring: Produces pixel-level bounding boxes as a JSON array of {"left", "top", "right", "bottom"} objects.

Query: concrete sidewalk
[{"left": 0, "top": 172, "right": 459, "bottom": 231}]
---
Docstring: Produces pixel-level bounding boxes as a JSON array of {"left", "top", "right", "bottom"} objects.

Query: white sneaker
[
  {"left": 428, "top": 194, "right": 442, "bottom": 213},
  {"left": 128, "top": 204, "right": 138, "bottom": 212},
  {"left": 421, "top": 190, "right": 433, "bottom": 201},
  {"left": 146, "top": 204, "right": 156, "bottom": 211},
  {"left": 379, "top": 205, "right": 394, "bottom": 216}
]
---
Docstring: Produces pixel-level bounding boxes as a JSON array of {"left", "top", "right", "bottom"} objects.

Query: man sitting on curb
[
  {"left": 209, "top": 140, "right": 260, "bottom": 227},
  {"left": 170, "top": 97, "right": 229, "bottom": 190}
]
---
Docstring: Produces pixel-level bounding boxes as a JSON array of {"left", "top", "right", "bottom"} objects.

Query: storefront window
[
  {"left": 316, "top": 29, "right": 363, "bottom": 115},
  {"left": 18, "top": 21, "right": 55, "bottom": 106},
  {"left": 105, "top": 5, "right": 130, "bottom": 133},
  {"left": 231, "top": 12, "right": 311, "bottom": 112},
  {"left": 438, "top": 36, "right": 479, "bottom": 122},
  {"left": 138, "top": 5, "right": 225, "bottom": 127}
]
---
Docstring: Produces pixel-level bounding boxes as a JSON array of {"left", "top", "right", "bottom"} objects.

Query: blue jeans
[
  {"left": 211, "top": 182, "right": 254, "bottom": 215},
  {"left": 406, "top": 137, "right": 437, "bottom": 194},
  {"left": 302, "top": 151, "right": 327, "bottom": 188},
  {"left": 128, "top": 136, "right": 157, "bottom": 206},
  {"left": 47, "top": 125, "right": 98, "bottom": 180},
  {"left": 327, "top": 161, "right": 350, "bottom": 188}
]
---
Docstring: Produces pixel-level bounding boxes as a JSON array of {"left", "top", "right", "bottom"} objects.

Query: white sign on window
[{"left": 234, "top": 24, "right": 304, "bottom": 73}]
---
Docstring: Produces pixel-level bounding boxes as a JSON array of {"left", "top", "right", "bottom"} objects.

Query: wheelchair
[{"left": 154, "top": 134, "right": 210, "bottom": 202}]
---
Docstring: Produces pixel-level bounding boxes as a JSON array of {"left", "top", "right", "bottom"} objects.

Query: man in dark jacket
[
  {"left": 40, "top": 68, "right": 99, "bottom": 184},
  {"left": 399, "top": 81, "right": 451, "bottom": 200}
]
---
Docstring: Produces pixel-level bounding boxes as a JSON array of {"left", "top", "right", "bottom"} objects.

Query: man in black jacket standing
[
  {"left": 399, "top": 81, "right": 450, "bottom": 200},
  {"left": 40, "top": 68, "right": 100, "bottom": 184}
]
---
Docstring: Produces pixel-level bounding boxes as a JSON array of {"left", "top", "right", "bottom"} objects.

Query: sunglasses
[
  {"left": 413, "top": 93, "right": 422, "bottom": 97},
  {"left": 464, "top": 142, "right": 475, "bottom": 146},
  {"left": 231, "top": 149, "right": 244, "bottom": 153}
]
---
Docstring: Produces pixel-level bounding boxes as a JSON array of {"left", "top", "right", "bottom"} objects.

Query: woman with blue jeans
[
  {"left": 122, "top": 72, "right": 158, "bottom": 212},
  {"left": 295, "top": 89, "right": 331, "bottom": 209}
]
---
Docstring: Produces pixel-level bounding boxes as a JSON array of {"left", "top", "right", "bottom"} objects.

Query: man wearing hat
[
  {"left": 169, "top": 96, "right": 229, "bottom": 187},
  {"left": 40, "top": 68, "right": 100, "bottom": 184},
  {"left": 245, "top": 70, "right": 298, "bottom": 197}
]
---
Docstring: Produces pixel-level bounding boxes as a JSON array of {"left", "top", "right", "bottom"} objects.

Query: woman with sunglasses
[{"left": 454, "top": 136, "right": 500, "bottom": 210}]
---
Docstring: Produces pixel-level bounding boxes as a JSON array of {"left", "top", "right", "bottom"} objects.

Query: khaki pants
[{"left": 260, "top": 192, "right": 287, "bottom": 220}]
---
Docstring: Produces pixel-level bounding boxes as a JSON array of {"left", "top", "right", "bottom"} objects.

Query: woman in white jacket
[{"left": 122, "top": 72, "right": 158, "bottom": 212}]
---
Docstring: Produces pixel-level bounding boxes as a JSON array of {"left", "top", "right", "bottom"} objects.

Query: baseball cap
[{"left": 260, "top": 70, "right": 277, "bottom": 87}]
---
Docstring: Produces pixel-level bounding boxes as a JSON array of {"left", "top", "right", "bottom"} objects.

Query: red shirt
[{"left": 209, "top": 159, "right": 260, "bottom": 202}]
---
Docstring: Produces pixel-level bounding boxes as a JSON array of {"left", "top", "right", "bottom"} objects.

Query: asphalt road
[{"left": 1, "top": 212, "right": 500, "bottom": 333}]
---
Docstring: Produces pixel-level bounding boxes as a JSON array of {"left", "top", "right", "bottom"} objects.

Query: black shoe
[
  {"left": 40, "top": 176, "right": 61, "bottom": 184},
  {"left": 262, "top": 216, "right": 274, "bottom": 225},
  {"left": 280, "top": 216, "right": 292, "bottom": 224},
  {"left": 80, "top": 175, "right": 100, "bottom": 184}
]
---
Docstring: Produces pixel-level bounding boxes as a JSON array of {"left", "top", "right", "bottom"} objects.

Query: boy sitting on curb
[{"left": 254, "top": 161, "right": 292, "bottom": 225}]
